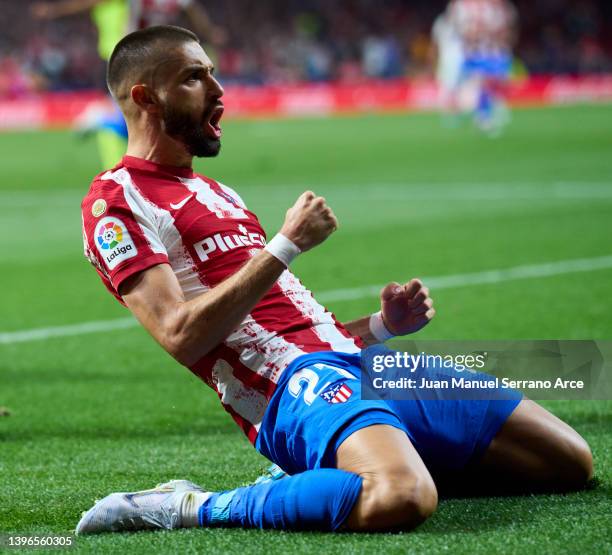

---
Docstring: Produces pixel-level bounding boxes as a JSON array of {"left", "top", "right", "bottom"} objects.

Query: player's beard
[{"left": 162, "top": 103, "right": 221, "bottom": 158}]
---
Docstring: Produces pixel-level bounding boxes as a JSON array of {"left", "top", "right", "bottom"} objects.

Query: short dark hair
[{"left": 107, "top": 25, "right": 199, "bottom": 100}]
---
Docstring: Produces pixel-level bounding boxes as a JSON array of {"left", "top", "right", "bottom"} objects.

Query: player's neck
[{"left": 125, "top": 133, "right": 193, "bottom": 170}]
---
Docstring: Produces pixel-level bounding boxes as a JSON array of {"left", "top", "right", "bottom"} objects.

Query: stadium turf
[{"left": 1, "top": 104, "right": 611, "bottom": 554}]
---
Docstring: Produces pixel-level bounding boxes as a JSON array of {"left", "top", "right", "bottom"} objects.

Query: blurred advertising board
[{"left": 1, "top": 74, "right": 612, "bottom": 130}]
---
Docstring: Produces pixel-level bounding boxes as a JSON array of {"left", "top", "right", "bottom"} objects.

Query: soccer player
[
  {"left": 431, "top": 7, "right": 464, "bottom": 119},
  {"left": 32, "top": 0, "right": 225, "bottom": 168},
  {"left": 77, "top": 26, "right": 593, "bottom": 534},
  {"left": 447, "top": 0, "right": 517, "bottom": 133}
]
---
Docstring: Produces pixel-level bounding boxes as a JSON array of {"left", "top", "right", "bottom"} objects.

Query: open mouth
[{"left": 205, "top": 104, "right": 224, "bottom": 139}]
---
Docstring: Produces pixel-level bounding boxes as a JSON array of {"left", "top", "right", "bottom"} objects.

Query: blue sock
[
  {"left": 476, "top": 88, "right": 494, "bottom": 121},
  {"left": 198, "top": 469, "right": 362, "bottom": 531}
]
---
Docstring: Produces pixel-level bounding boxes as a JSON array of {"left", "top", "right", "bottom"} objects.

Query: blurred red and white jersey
[
  {"left": 448, "top": 0, "right": 516, "bottom": 52},
  {"left": 81, "top": 156, "right": 363, "bottom": 443},
  {"left": 129, "top": 0, "right": 192, "bottom": 31}
]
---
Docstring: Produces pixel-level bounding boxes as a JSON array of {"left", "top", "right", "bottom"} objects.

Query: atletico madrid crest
[{"left": 320, "top": 382, "right": 353, "bottom": 404}]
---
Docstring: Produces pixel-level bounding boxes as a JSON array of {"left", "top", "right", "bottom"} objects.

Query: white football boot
[{"left": 75, "top": 479, "right": 211, "bottom": 534}]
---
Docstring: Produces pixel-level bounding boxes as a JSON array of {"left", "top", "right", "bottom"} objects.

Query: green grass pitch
[{"left": 1, "top": 104, "right": 611, "bottom": 554}]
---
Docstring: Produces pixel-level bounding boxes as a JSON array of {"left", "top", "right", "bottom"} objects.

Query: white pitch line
[
  {"left": 2, "top": 254, "right": 612, "bottom": 345},
  {"left": 316, "top": 254, "right": 612, "bottom": 302},
  {"left": 0, "top": 317, "right": 138, "bottom": 345}
]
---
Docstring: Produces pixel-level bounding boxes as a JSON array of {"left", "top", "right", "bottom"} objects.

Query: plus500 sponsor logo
[{"left": 193, "top": 228, "right": 265, "bottom": 262}]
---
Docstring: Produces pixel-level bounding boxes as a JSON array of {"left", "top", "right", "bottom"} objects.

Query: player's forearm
[
  {"left": 169, "top": 251, "right": 286, "bottom": 365},
  {"left": 343, "top": 317, "right": 379, "bottom": 346}
]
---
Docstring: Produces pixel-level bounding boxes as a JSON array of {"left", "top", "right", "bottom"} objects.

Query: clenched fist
[
  {"left": 280, "top": 191, "right": 339, "bottom": 252},
  {"left": 380, "top": 279, "right": 435, "bottom": 336}
]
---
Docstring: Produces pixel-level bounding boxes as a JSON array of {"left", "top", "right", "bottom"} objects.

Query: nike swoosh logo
[{"left": 170, "top": 194, "right": 194, "bottom": 210}]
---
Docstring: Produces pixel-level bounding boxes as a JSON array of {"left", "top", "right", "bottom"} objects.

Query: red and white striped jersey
[
  {"left": 448, "top": 0, "right": 515, "bottom": 51},
  {"left": 129, "top": 0, "right": 192, "bottom": 31},
  {"left": 81, "top": 156, "right": 363, "bottom": 443}
]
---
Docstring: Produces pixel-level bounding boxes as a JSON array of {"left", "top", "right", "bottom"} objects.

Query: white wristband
[
  {"left": 264, "top": 233, "right": 301, "bottom": 267},
  {"left": 369, "top": 311, "right": 395, "bottom": 343}
]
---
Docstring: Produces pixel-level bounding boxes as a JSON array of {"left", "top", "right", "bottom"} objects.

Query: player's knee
[
  {"left": 356, "top": 471, "right": 438, "bottom": 531},
  {"left": 542, "top": 428, "right": 594, "bottom": 490},
  {"left": 562, "top": 434, "right": 593, "bottom": 488}
]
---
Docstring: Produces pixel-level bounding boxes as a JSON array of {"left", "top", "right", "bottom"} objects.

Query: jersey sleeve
[{"left": 82, "top": 178, "right": 169, "bottom": 301}]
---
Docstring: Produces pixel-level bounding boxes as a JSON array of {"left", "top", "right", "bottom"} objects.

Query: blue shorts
[
  {"left": 256, "top": 351, "right": 522, "bottom": 475},
  {"left": 462, "top": 52, "right": 512, "bottom": 80}
]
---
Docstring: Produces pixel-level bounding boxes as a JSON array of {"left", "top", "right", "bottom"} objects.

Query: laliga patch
[
  {"left": 91, "top": 198, "right": 107, "bottom": 217},
  {"left": 94, "top": 216, "right": 137, "bottom": 270}
]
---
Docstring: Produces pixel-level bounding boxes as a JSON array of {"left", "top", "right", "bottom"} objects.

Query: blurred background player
[
  {"left": 431, "top": 6, "right": 465, "bottom": 124},
  {"left": 31, "top": 0, "right": 226, "bottom": 167},
  {"left": 448, "top": 0, "right": 518, "bottom": 134}
]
